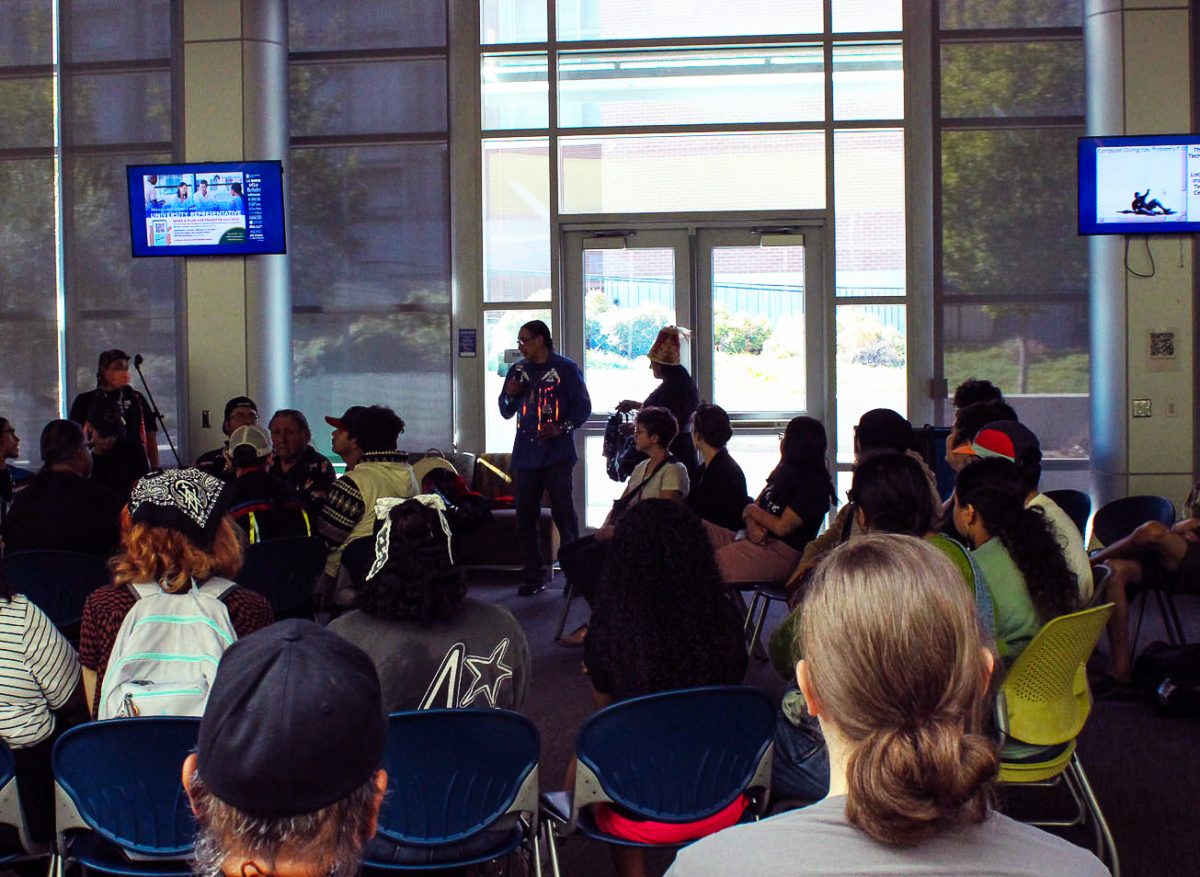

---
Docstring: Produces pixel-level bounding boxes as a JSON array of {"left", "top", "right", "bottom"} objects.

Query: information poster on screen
[
  {"left": 127, "top": 161, "right": 286, "bottom": 257},
  {"left": 1093, "top": 144, "right": 1200, "bottom": 227}
]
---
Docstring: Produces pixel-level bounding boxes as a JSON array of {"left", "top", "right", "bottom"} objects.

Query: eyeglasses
[{"left": 517, "top": 335, "right": 533, "bottom": 344}]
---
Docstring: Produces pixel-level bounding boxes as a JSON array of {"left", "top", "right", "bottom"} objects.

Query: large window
[
  {"left": 288, "top": 2, "right": 452, "bottom": 454},
  {"left": 935, "top": 1, "right": 1088, "bottom": 473},
  {"left": 0, "top": 0, "right": 178, "bottom": 464},
  {"left": 479, "top": 1, "right": 906, "bottom": 462}
]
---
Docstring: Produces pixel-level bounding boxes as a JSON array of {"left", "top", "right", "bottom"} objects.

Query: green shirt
[{"left": 971, "top": 536, "right": 1039, "bottom": 662}]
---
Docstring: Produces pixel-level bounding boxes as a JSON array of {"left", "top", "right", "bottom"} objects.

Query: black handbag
[{"left": 603, "top": 410, "right": 646, "bottom": 482}]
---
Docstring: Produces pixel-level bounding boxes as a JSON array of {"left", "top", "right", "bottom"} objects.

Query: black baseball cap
[{"left": 196, "top": 620, "right": 386, "bottom": 816}]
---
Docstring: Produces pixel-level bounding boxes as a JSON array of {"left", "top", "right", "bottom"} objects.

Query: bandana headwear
[
  {"left": 647, "top": 326, "right": 691, "bottom": 367},
  {"left": 129, "top": 469, "right": 233, "bottom": 546}
]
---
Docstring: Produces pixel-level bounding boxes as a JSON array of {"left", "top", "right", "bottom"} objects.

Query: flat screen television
[
  {"left": 127, "top": 160, "right": 287, "bottom": 256},
  {"left": 1078, "top": 135, "right": 1200, "bottom": 235}
]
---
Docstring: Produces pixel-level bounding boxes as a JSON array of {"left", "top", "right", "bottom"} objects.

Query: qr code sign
[{"left": 1150, "top": 331, "right": 1176, "bottom": 360}]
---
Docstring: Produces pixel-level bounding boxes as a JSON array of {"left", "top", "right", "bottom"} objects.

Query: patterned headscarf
[{"left": 129, "top": 468, "right": 233, "bottom": 546}]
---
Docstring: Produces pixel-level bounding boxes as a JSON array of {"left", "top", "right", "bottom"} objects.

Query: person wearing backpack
[{"left": 78, "top": 468, "right": 274, "bottom": 717}]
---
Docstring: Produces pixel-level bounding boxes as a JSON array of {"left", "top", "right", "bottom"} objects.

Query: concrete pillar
[
  {"left": 180, "top": 0, "right": 290, "bottom": 460},
  {"left": 1086, "top": 0, "right": 1195, "bottom": 509}
]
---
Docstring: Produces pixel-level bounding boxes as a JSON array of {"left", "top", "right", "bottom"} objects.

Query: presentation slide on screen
[
  {"left": 1094, "top": 144, "right": 1200, "bottom": 225},
  {"left": 142, "top": 170, "right": 267, "bottom": 247}
]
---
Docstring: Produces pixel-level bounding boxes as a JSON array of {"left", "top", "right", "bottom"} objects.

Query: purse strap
[{"left": 614, "top": 454, "right": 677, "bottom": 512}]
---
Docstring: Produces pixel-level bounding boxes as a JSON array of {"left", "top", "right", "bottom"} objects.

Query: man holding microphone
[{"left": 499, "top": 320, "right": 591, "bottom": 596}]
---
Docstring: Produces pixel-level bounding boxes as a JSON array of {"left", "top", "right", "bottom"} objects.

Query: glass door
[
  {"left": 562, "top": 222, "right": 826, "bottom": 528},
  {"left": 695, "top": 226, "right": 826, "bottom": 494},
  {"left": 563, "top": 228, "right": 691, "bottom": 527}
]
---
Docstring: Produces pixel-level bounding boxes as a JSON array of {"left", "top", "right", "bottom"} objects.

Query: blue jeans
[
  {"left": 772, "top": 685, "right": 830, "bottom": 804},
  {"left": 515, "top": 459, "right": 579, "bottom": 579}
]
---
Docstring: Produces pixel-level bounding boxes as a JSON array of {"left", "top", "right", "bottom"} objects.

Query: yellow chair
[{"left": 997, "top": 603, "right": 1119, "bottom": 876}]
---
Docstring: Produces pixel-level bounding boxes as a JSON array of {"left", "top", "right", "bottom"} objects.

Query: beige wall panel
[
  {"left": 185, "top": 259, "right": 248, "bottom": 456},
  {"left": 1123, "top": 10, "right": 1192, "bottom": 134},
  {"left": 1126, "top": 473, "right": 1195, "bottom": 511},
  {"left": 182, "top": 0, "right": 244, "bottom": 42},
  {"left": 183, "top": 42, "right": 244, "bottom": 161}
]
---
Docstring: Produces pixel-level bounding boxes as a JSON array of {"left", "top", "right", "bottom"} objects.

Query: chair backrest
[
  {"left": 53, "top": 717, "right": 200, "bottom": 857},
  {"left": 574, "top": 686, "right": 775, "bottom": 823},
  {"left": 1043, "top": 489, "right": 1092, "bottom": 538},
  {"left": 375, "top": 709, "right": 539, "bottom": 845},
  {"left": 998, "top": 604, "right": 1114, "bottom": 746},
  {"left": 1091, "top": 495, "right": 1175, "bottom": 547},
  {"left": 236, "top": 536, "right": 327, "bottom": 617},
  {"left": 0, "top": 551, "right": 111, "bottom": 632}
]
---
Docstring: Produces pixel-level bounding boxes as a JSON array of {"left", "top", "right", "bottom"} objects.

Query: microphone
[{"left": 133, "top": 354, "right": 144, "bottom": 367}]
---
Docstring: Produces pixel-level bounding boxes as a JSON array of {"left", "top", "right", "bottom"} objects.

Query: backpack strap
[{"left": 195, "top": 577, "right": 239, "bottom": 603}]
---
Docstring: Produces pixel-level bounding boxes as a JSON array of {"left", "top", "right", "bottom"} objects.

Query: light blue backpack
[{"left": 97, "top": 578, "right": 239, "bottom": 720}]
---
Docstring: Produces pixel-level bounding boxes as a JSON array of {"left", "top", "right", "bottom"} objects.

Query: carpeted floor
[{"left": 469, "top": 570, "right": 1200, "bottom": 877}]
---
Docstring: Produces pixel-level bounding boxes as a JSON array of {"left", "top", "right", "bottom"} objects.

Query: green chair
[{"left": 997, "top": 603, "right": 1119, "bottom": 876}]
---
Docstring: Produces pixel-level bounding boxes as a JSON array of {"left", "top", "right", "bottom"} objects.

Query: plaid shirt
[{"left": 79, "top": 582, "right": 274, "bottom": 714}]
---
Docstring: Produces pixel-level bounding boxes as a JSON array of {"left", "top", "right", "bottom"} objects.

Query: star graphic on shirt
[{"left": 460, "top": 639, "right": 514, "bottom": 708}]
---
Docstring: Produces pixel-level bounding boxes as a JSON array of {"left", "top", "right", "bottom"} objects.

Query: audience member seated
[
  {"left": 666, "top": 534, "right": 1108, "bottom": 877},
  {"left": 581, "top": 499, "right": 748, "bottom": 875},
  {"left": 704, "top": 415, "right": 836, "bottom": 584},
  {"left": 195, "top": 395, "right": 259, "bottom": 481},
  {"left": 952, "top": 376, "right": 1005, "bottom": 412},
  {"left": 183, "top": 621, "right": 387, "bottom": 877},
  {"left": 79, "top": 469, "right": 273, "bottom": 715},
  {"left": 767, "top": 452, "right": 988, "bottom": 806},
  {"left": 1089, "top": 504, "right": 1200, "bottom": 695},
  {"left": 226, "top": 424, "right": 313, "bottom": 543},
  {"left": 785, "top": 408, "right": 940, "bottom": 594},
  {"left": 85, "top": 397, "right": 150, "bottom": 504},
  {"left": 0, "top": 417, "right": 32, "bottom": 530},
  {"left": 316, "top": 405, "right": 416, "bottom": 586},
  {"left": 1, "top": 419, "right": 123, "bottom": 558},
  {"left": 557, "top": 407, "right": 688, "bottom": 646},
  {"left": 267, "top": 408, "right": 336, "bottom": 515},
  {"left": 330, "top": 498, "right": 529, "bottom": 711},
  {"left": 959, "top": 421, "right": 1092, "bottom": 602},
  {"left": 68, "top": 348, "right": 159, "bottom": 468},
  {"left": 952, "top": 457, "right": 1079, "bottom": 664},
  {"left": 943, "top": 398, "right": 1018, "bottom": 482},
  {"left": 686, "top": 403, "right": 749, "bottom": 533},
  {"left": 0, "top": 570, "right": 88, "bottom": 843}
]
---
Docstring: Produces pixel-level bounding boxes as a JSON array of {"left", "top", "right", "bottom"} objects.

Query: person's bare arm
[
  {"left": 81, "top": 667, "right": 98, "bottom": 718},
  {"left": 744, "top": 503, "right": 804, "bottom": 538}
]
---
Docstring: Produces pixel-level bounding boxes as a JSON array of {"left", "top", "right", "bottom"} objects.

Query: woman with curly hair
[
  {"left": 330, "top": 498, "right": 529, "bottom": 712},
  {"left": 79, "top": 469, "right": 274, "bottom": 716},
  {"left": 667, "top": 534, "right": 1107, "bottom": 877},
  {"left": 953, "top": 457, "right": 1080, "bottom": 663},
  {"left": 581, "top": 499, "right": 748, "bottom": 874},
  {"left": 705, "top": 415, "right": 837, "bottom": 583}
]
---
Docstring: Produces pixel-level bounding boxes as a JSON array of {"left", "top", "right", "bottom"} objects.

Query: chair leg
[
  {"left": 1162, "top": 592, "right": 1187, "bottom": 645},
  {"left": 543, "top": 822, "right": 562, "bottom": 877},
  {"left": 1130, "top": 590, "right": 1149, "bottom": 656},
  {"left": 742, "top": 591, "right": 762, "bottom": 639},
  {"left": 1069, "top": 755, "right": 1120, "bottom": 877},
  {"left": 749, "top": 598, "right": 773, "bottom": 663},
  {"left": 529, "top": 821, "right": 543, "bottom": 877},
  {"left": 554, "top": 582, "right": 576, "bottom": 642}
]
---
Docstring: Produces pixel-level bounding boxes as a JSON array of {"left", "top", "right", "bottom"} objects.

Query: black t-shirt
[
  {"left": 90, "top": 437, "right": 150, "bottom": 504},
  {"left": 1, "top": 471, "right": 123, "bottom": 557},
  {"left": 756, "top": 464, "right": 834, "bottom": 552},
  {"left": 687, "top": 449, "right": 749, "bottom": 533},
  {"left": 69, "top": 387, "right": 155, "bottom": 450}
]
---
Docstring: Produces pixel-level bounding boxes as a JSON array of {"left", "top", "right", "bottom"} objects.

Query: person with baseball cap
[
  {"left": 196, "top": 396, "right": 260, "bottom": 481},
  {"left": 226, "top": 424, "right": 312, "bottom": 544},
  {"left": 316, "top": 405, "right": 416, "bottom": 595},
  {"left": 957, "top": 420, "right": 1092, "bottom": 603},
  {"left": 68, "top": 349, "right": 159, "bottom": 468},
  {"left": 183, "top": 620, "right": 387, "bottom": 877}
]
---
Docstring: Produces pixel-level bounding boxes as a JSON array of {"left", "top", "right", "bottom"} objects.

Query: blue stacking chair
[
  {"left": 541, "top": 686, "right": 775, "bottom": 872},
  {"left": 362, "top": 709, "right": 544, "bottom": 875},
  {"left": 1, "top": 551, "right": 111, "bottom": 639},
  {"left": 0, "top": 738, "right": 47, "bottom": 863},
  {"left": 236, "top": 535, "right": 327, "bottom": 619},
  {"left": 52, "top": 718, "right": 200, "bottom": 876},
  {"left": 1043, "top": 488, "right": 1092, "bottom": 539},
  {"left": 1091, "top": 495, "right": 1184, "bottom": 648}
]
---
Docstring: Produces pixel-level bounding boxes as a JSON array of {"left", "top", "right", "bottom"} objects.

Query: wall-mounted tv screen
[
  {"left": 1078, "top": 135, "right": 1200, "bottom": 235},
  {"left": 127, "top": 160, "right": 287, "bottom": 257}
]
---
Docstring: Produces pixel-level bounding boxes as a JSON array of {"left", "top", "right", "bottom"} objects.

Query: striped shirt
[{"left": 0, "top": 594, "right": 80, "bottom": 749}]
